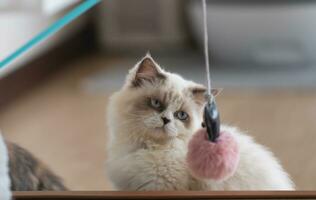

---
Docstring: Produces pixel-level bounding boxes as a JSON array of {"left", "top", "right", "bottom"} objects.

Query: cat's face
[{"left": 109, "top": 54, "right": 218, "bottom": 144}]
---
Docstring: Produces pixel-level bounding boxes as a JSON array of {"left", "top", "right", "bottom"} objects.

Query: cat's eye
[
  {"left": 175, "top": 111, "right": 189, "bottom": 121},
  {"left": 150, "top": 98, "right": 162, "bottom": 109}
]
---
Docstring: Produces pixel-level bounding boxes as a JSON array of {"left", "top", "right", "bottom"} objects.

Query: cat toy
[{"left": 186, "top": 0, "right": 240, "bottom": 181}]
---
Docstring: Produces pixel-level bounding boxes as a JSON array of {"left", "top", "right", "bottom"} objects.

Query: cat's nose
[{"left": 161, "top": 117, "right": 170, "bottom": 125}]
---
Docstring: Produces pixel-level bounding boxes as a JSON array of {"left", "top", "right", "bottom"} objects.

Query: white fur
[
  {"left": 196, "top": 125, "right": 294, "bottom": 190},
  {"left": 106, "top": 55, "right": 294, "bottom": 191},
  {"left": 0, "top": 133, "right": 11, "bottom": 200}
]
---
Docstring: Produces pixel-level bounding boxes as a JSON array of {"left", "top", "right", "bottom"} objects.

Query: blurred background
[{"left": 1, "top": 0, "right": 316, "bottom": 190}]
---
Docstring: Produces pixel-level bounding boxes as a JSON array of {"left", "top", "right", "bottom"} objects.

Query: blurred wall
[
  {"left": 97, "top": 0, "right": 189, "bottom": 53},
  {"left": 0, "top": 0, "right": 87, "bottom": 78}
]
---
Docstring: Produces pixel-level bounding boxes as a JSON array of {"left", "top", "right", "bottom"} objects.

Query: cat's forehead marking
[
  {"left": 164, "top": 91, "right": 182, "bottom": 108},
  {"left": 161, "top": 88, "right": 194, "bottom": 111},
  {"left": 135, "top": 69, "right": 198, "bottom": 110}
]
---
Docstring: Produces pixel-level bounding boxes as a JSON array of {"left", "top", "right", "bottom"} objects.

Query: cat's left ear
[
  {"left": 131, "top": 54, "right": 165, "bottom": 87},
  {"left": 190, "top": 85, "right": 222, "bottom": 105}
]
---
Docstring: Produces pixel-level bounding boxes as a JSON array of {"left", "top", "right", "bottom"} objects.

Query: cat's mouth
[{"left": 152, "top": 125, "right": 177, "bottom": 138}]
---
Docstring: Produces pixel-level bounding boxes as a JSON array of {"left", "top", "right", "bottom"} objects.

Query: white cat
[
  {"left": 106, "top": 54, "right": 294, "bottom": 190},
  {"left": 0, "top": 133, "right": 11, "bottom": 200}
]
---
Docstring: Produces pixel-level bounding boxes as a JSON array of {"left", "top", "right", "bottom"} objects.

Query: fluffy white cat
[{"left": 106, "top": 54, "right": 294, "bottom": 190}]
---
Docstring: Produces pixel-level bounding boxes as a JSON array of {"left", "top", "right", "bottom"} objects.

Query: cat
[
  {"left": 0, "top": 133, "right": 11, "bottom": 200},
  {"left": 0, "top": 132, "right": 67, "bottom": 191},
  {"left": 106, "top": 54, "right": 294, "bottom": 190}
]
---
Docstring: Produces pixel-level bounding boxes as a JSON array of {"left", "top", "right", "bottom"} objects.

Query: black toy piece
[{"left": 203, "top": 97, "right": 220, "bottom": 142}]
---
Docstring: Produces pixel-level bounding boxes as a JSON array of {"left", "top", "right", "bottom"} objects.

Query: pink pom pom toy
[{"left": 186, "top": 128, "right": 239, "bottom": 181}]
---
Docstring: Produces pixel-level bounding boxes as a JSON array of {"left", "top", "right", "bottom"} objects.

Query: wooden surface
[{"left": 12, "top": 191, "right": 316, "bottom": 199}]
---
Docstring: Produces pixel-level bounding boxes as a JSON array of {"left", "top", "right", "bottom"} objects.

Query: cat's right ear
[
  {"left": 130, "top": 55, "right": 166, "bottom": 88},
  {"left": 190, "top": 86, "right": 223, "bottom": 105}
]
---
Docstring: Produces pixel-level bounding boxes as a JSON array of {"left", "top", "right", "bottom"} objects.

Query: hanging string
[{"left": 202, "top": 0, "right": 212, "bottom": 97}]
